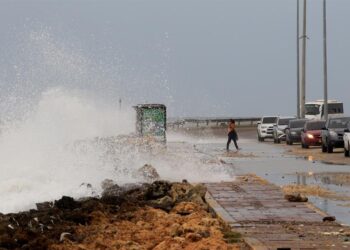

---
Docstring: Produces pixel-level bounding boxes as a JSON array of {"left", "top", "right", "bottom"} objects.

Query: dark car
[
  {"left": 285, "top": 119, "right": 308, "bottom": 145},
  {"left": 321, "top": 117, "right": 350, "bottom": 153},
  {"left": 273, "top": 117, "right": 295, "bottom": 143},
  {"left": 301, "top": 120, "right": 326, "bottom": 148}
]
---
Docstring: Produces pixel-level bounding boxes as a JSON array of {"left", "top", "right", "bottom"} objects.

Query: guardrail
[{"left": 168, "top": 117, "right": 261, "bottom": 128}]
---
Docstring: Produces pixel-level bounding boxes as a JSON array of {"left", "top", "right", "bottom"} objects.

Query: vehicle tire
[
  {"left": 322, "top": 142, "right": 327, "bottom": 153},
  {"left": 304, "top": 144, "right": 309, "bottom": 149},
  {"left": 327, "top": 142, "right": 333, "bottom": 153},
  {"left": 277, "top": 138, "right": 281, "bottom": 144},
  {"left": 345, "top": 143, "right": 350, "bottom": 157},
  {"left": 273, "top": 138, "right": 277, "bottom": 143},
  {"left": 301, "top": 143, "right": 305, "bottom": 148},
  {"left": 286, "top": 135, "right": 290, "bottom": 145}
]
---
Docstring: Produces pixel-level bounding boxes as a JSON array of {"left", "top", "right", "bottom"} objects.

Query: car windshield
[
  {"left": 306, "top": 121, "right": 326, "bottom": 130},
  {"left": 278, "top": 118, "right": 293, "bottom": 125},
  {"left": 290, "top": 120, "right": 307, "bottom": 128},
  {"left": 262, "top": 117, "right": 277, "bottom": 124},
  {"left": 328, "top": 118, "right": 350, "bottom": 129},
  {"left": 305, "top": 104, "right": 320, "bottom": 115}
]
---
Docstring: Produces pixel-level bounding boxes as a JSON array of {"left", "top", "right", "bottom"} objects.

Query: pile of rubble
[{"left": 0, "top": 179, "right": 242, "bottom": 250}]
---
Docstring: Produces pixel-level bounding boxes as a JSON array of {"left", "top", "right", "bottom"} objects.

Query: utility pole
[
  {"left": 297, "top": 0, "right": 300, "bottom": 118},
  {"left": 300, "top": 0, "right": 307, "bottom": 118},
  {"left": 323, "top": 0, "right": 328, "bottom": 120}
]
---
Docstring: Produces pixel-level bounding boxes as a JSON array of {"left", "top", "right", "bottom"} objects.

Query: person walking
[{"left": 227, "top": 119, "right": 240, "bottom": 151}]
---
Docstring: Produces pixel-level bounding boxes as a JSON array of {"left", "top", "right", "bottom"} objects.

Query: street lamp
[
  {"left": 300, "top": 0, "right": 307, "bottom": 118},
  {"left": 297, "top": 0, "right": 300, "bottom": 118},
  {"left": 323, "top": 0, "right": 328, "bottom": 120}
]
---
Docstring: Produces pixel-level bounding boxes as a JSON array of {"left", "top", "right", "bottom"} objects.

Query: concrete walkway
[{"left": 205, "top": 175, "right": 350, "bottom": 250}]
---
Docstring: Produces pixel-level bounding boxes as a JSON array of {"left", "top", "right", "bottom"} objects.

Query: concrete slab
[{"left": 205, "top": 175, "right": 350, "bottom": 250}]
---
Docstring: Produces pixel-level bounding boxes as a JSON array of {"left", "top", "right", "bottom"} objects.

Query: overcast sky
[{"left": 0, "top": 0, "right": 349, "bottom": 118}]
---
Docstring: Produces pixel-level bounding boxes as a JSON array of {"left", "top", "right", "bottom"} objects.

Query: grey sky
[{"left": 0, "top": 0, "right": 349, "bottom": 118}]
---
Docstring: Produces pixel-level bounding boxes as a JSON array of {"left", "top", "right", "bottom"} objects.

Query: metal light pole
[
  {"left": 300, "top": 0, "right": 307, "bottom": 118},
  {"left": 323, "top": 0, "right": 328, "bottom": 120},
  {"left": 297, "top": 0, "right": 300, "bottom": 118}
]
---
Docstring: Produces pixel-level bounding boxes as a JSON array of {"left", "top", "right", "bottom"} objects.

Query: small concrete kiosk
[{"left": 134, "top": 104, "right": 167, "bottom": 143}]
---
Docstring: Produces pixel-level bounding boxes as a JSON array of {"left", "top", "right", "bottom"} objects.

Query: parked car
[
  {"left": 257, "top": 116, "right": 278, "bottom": 141},
  {"left": 285, "top": 119, "right": 308, "bottom": 145},
  {"left": 344, "top": 122, "right": 350, "bottom": 157},
  {"left": 321, "top": 117, "right": 350, "bottom": 153},
  {"left": 300, "top": 120, "right": 326, "bottom": 148},
  {"left": 273, "top": 116, "right": 295, "bottom": 143}
]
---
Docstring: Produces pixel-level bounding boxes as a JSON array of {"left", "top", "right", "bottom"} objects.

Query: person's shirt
[{"left": 228, "top": 122, "right": 236, "bottom": 133}]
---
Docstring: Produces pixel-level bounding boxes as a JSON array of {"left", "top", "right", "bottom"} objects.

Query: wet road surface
[{"left": 181, "top": 130, "right": 350, "bottom": 225}]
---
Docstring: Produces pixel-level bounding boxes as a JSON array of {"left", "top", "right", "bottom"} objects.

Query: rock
[
  {"left": 188, "top": 184, "right": 207, "bottom": 199},
  {"left": 185, "top": 232, "right": 202, "bottom": 242},
  {"left": 55, "top": 196, "right": 80, "bottom": 210},
  {"left": 81, "top": 198, "right": 104, "bottom": 213},
  {"left": 101, "top": 184, "right": 125, "bottom": 205},
  {"left": 62, "top": 210, "right": 91, "bottom": 225},
  {"left": 199, "top": 218, "right": 219, "bottom": 227},
  {"left": 101, "top": 183, "right": 149, "bottom": 205},
  {"left": 171, "top": 202, "right": 201, "bottom": 216},
  {"left": 135, "top": 164, "right": 160, "bottom": 182},
  {"left": 149, "top": 196, "right": 174, "bottom": 211},
  {"left": 145, "top": 181, "right": 171, "bottom": 200},
  {"left": 169, "top": 223, "right": 184, "bottom": 237},
  {"left": 101, "top": 184, "right": 122, "bottom": 197},
  {"left": 284, "top": 193, "right": 308, "bottom": 202},
  {"left": 323, "top": 216, "right": 336, "bottom": 222},
  {"left": 188, "top": 193, "right": 207, "bottom": 209},
  {"left": 36, "top": 202, "right": 53, "bottom": 211},
  {"left": 169, "top": 182, "right": 193, "bottom": 203},
  {"left": 60, "top": 232, "right": 72, "bottom": 242},
  {"left": 101, "top": 179, "right": 115, "bottom": 190}
]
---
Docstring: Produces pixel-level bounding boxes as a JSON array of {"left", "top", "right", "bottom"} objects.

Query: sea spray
[
  {"left": 0, "top": 28, "right": 233, "bottom": 214},
  {"left": 0, "top": 88, "right": 135, "bottom": 213}
]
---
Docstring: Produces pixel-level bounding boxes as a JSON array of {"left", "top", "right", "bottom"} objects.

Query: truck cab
[{"left": 305, "top": 100, "right": 344, "bottom": 120}]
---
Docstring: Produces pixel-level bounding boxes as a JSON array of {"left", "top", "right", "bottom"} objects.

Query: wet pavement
[
  {"left": 188, "top": 133, "right": 350, "bottom": 225},
  {"left": 205, "top": 175, "right": 350, "bottom": 250}
]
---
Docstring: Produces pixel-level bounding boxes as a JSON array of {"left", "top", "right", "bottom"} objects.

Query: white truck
[
  {"left": 257, "top": 116, "right": 278, "bottom": 141},
  {"left": 305, "top": 100, "right": 344, "bottom": 120}
]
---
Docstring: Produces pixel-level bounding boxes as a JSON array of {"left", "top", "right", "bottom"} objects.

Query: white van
[{"left": 305, "top": 100, "right": 344, "bottom": 120}]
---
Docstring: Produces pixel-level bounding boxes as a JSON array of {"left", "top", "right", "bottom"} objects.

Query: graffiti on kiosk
[{"left": 142, "top": 108, "right": 166, "bottom": 139}]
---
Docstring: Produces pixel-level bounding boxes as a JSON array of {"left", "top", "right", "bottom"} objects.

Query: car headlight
[
  {"left": 291, "top": 131, "right": 296, "bottom": 135},
  {"left": 261, "top": 125, "right": 267, "bottom": 129},
  {"left": 306, "top": 133, "right": 314, "bottom": 139}
]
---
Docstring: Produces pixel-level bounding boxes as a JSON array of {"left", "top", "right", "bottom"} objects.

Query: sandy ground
[
  {"left": 283, "top": 143, "right": 350, "bottom": 166},
  {"left": 282, "top": 184, "right": 350, "bottom": 201}
]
